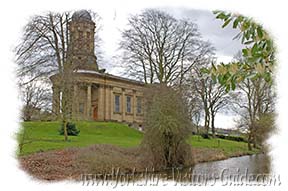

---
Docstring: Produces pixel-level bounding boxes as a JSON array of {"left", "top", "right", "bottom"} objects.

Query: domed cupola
[{"left": 72, "top": 10, "right": 92, "bottom": 21}]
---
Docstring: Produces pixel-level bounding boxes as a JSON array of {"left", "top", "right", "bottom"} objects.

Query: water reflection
[
  {"left": 80, "top": 154, "right": 273, "bottom": 186},
  {"left": 192, "top": 154, "right": 270, "bottom": 176}
]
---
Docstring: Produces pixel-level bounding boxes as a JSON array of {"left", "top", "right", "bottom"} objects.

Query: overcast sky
[
  {"left": 96, "top": 7, "right": 243, "bottom": 129},
  {"left": 97, "top": 7, "right": 244, "bottom": 75}
]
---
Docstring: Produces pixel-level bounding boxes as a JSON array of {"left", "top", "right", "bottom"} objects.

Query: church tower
[{"left": 69, "top": 10, "right": 99, "bottom": 71}]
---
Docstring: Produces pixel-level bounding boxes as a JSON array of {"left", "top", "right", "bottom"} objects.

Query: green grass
[
  {"left": 187, "top": 135, "right": 259, "bottom": 156},
  {"left": 17, "top": 121, "right": 258, "bottom": 156},
  {"left": 18, "top": 121, "right": 143, "bottom": 155}
]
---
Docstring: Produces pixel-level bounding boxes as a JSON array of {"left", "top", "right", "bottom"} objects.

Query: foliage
[
  {"left": 209, "top": 11, "right": 275, "bottom": 91},
  {"left": 200, "top": 133, "right": 210, "bottom": 139},
  {"left": 59, "top": 122, "right": 80, "bottom": 136},
  {"left": 141, "top": 84, "right": 192, "bottom": 168},
  {"left": 215, "top": 134, "right": 246, "bottom": 142},
  {"left": 231, "top": 70, "right": 275, "bottom": 150}
]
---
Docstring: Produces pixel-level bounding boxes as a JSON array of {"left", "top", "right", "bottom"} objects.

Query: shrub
[
  {"left": 141, "top": 84, "right": 192, "bottom": 169},
  {"left": 215, "top": 134, "right": 246, "bottom": 142},
  {"left": 59, "top": 122, "right": 80, "bottom": 136},
  {"left": 201, "top": 133, "right": 210, "bottom": 139}
]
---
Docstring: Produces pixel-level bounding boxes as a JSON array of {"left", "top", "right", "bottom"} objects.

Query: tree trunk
[
  {"left": 211, "top": 112, "right": 216, "bottom": 138},
  {"left": 252, "top": 135, "right": 257, "bottom": 149},
  {"left": 62, "top": 120, "right": 68, "bottom": 141},
  {"left": 247, "top": 133, "right": 252, "bottom": 151},
  {"left": 196, "top": 125, "right": 199, "bottom": 135},
  {"left": 204, "top": 108, "right": 210, "bottom": 135}
]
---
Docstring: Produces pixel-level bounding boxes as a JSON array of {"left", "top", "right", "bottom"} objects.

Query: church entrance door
[{"left": 93, "top": 106, "right": 98, "bottom": 120}]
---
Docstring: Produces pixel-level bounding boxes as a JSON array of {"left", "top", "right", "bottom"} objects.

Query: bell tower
[{"left": 69, "top": 10, "right": 98, "bottom": 71}]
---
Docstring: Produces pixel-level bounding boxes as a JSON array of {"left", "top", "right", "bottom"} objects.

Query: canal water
[
  {"left": 192, "top": 154, "right": 270, "bottom": 176},
  {"left": 156, "top": 154, "right": 271, "bottom": 183},
  {"left": 81, "top": 154, "right": 273, "bottom": 185}
]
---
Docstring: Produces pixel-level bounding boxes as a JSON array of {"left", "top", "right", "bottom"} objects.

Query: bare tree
[
  {"left": 232, "top": 77, "right": 275, "bottom": 150},
  {"left": 15, "top": 10, "right": 102, "bottom": 83},
  {"left": 208, "top": 83, "right": 230, "bottom": 137},
  {"left": 15, "top": 11, "right": 102, "bottom": 141},
  {"left": 16, "top": 12, "right": 71, "bottom": 141},
  {"left": 19, "top": 80, "right": 51, "bottom": 121},
  {"left": 120, "top": 9, "right": 213, "bottom": 85},
  {"left": 16, "top": 12, "right": 70, "bottom": 84},
  {"left": 182, "top": 86, "right": 202, "bottom": 134},
  {"left": 231, "top": 52, "right": 275, "bottom": 150},
  {"left": 184, "top": 58, "right": 230, "bottom": 137}
]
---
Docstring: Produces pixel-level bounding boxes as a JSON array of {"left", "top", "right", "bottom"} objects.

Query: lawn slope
[
  {"left": 18, "top": 121, "right": 143, "bottom": 155},
  {"left": 18, "top": 121, "right": 257, "bottom": 156}
]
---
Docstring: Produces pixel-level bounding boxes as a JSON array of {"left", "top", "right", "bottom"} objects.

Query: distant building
[{"left": 50, "top": 10, "right": 144, "bottom": 124}]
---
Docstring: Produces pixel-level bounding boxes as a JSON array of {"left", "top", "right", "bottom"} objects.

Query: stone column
[
  {"left": 73, "top": 84, "right": 78, "bottom": 120},
  {"left": 105, "top": 85, "right": 112, "bottom": 121},
  {"left": 103, "top": 85, "right": 107, "bottom": 121},
  {"left": 86, "top": 84, "right": 92, "bottom": 120},
  {"left": 108, "top": 86, "right": 113, "bottom": 120},
  {"left": 110, "top": 87, "right": 114, "bottom": 119},
  {"left": 52, "top": 86, "right": 60, "bottom": 120},
  {"left": 122, "top": 88, "right": 125, "bottom": 122},
  {"left": 133, "top": 90, "right": 137, "bottom": 122},
  {"left": 98, "top": 84, "right": 105, "bottom": 120}
]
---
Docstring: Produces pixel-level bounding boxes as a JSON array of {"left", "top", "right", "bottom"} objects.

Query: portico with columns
[{"left": 51, "top": 71, "right": 145, "bottom": 124}]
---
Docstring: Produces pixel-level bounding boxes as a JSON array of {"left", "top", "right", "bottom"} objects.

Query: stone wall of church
[
  {"left": 51, "top": 72, "right": 145, "bottom": 124},
  {"left": 97, "top": 83, "right": 144, "bottom": 124}
]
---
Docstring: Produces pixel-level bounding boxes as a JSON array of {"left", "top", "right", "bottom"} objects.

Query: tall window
[
  {"left": 137, "top": 97, "right": 142, "bottom": 114},
  {"left": 126, "top": 96, "right": 132, "bottom": 113},
  {"left": 114, "top": 95, "right": 120, "bottom": 113},
  {"left": 79, "top": 103, "right": 84, "bottom": 114}
]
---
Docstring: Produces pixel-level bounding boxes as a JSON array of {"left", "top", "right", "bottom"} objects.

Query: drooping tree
[{"left": 141, "top": 84, "right": 192, "bottom": 168}]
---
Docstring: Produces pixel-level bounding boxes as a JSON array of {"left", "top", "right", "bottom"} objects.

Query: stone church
[{"left": 50, "top": 10, "right": 145, "bottom": 124}]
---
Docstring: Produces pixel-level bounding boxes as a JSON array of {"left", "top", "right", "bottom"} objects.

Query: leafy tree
[{"left": 209, "top": 11, "right": 275, "bottom": 91}]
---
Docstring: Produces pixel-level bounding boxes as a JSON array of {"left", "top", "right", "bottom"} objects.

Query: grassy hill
[
  {"left": 18, "top": 121, "right": 143, "bottom": 155},
  {"left": 17, "top": 121, "right": 257, "bottom": 156}
]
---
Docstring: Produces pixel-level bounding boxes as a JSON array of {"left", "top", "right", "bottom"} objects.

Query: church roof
[{"left": 76, "top": 70, "right": 145, "bottom": 86}]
